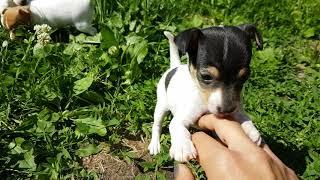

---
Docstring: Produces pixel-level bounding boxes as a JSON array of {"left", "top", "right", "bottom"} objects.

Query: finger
[
  {"left": 269, "top": 160, "right": 287, "bottom": 180},
  {"left": 262, "top": 144, "right": 298, "bottom": 180},
  {"left": 262, "top": 144, "right": 285, "bottom": 166},
  {"left": 287, "top": 168, "right": 299, "bottom": 180},
  {"left": 197, "top": 114, "right": 257, "bottom": 152},
  {"left": 192, "top": 132, "right": 231, "bottom": 178},
  {"left": 192, "top": 131, "right": 228, "bottom": 158},
  {"left": 174, "top": 163, "right": 195, "bottom": 180}
]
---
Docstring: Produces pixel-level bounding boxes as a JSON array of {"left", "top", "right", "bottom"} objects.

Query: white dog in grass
[
  {"left": 148, "top": 30, "right": 262, "bottom": 162},
  {"left": 1, "top": 0, "right": 96, "bottom": 39}
]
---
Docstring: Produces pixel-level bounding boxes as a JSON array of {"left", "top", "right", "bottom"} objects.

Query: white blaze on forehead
[{"left": 207, "top": 88, "right": 223, "bottom": 113}]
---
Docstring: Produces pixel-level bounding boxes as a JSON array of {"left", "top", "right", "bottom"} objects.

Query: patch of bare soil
[
  {"left": 83, "top": 150, "right": 139, "bottom": 179},
  {"left": 82, "top": 138, "right": 174, "bottom": 179}
]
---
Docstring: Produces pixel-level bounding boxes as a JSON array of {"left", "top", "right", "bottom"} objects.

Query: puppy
[
  {"left": 1, "top": 6, "right": 30, "bottom": 39},
  {"left": 1, "top": 0, "right": 96, "bottom": 39},
  {"left": 0, "top": 0, "right": 28, "bottom": 14},
  {"left": 0, "top": 0, "right": 28, "bottom": 31},
  {"left": 148, "top": 24, "right": 264, "bottom": 162}
]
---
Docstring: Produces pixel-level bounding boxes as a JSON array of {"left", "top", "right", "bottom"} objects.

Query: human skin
[{"left": 174, "top": 114, "right": 298, "bottom": 180}]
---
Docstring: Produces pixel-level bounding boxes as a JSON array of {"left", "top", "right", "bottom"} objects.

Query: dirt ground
[{"left": 82, "top": 138, "right": 174, "bottom": 180}]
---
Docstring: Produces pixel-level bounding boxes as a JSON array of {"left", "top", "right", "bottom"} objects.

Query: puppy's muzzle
[{"left": 217, "top": 105, "right": 237, "bottom": 115}]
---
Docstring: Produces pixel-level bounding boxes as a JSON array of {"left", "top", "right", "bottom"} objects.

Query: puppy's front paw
[
  {"left": 248, "top": 128, "right": 262, "bottom": 145},
  {"left": 148, "top": 138, "right": 160, "bottom": 155},
  {"left": 241, "top": 121, "right": 262, "bottom": 146},
  {"left": 169, "top": 139, "right": 197, "bottom": 162},
  {"left": 9, "top": 31, "right": 16, "bottom": 40},
  {"left": 88, "top": 27, "right": 97, "bottom": 36}
]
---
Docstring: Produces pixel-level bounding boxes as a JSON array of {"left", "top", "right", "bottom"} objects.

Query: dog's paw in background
[
  {"left": 9, "top": 30, "right": 15, "bottom": 39},
  {"left": 74, "top": 21, "right": 97, "bottom": 36}
]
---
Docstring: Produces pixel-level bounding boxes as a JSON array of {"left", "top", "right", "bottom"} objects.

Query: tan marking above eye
[
  {"left": 205, "top": 66, "right": 220, "bottom": 79},
  {"left": 238, "top": 68, "right": 247, "bottom": 78}
]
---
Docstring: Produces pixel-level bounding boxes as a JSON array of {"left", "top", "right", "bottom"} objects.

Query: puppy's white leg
[
  {"left": 148, "top": 80, "right": 168, "bottom": 155},
  {"left": 9, "top": 31, "right": 16, "bottom": 40},
  {"left": 234, "top": 112, "right": 262, "bottom": 145},
  {"left": 148, "top": 100, "right": 168, "bottom": 155},
  {"left": 74, "top": 22, "right": 97, "bottom": 35},
  {"left": 169, "top": 118, "right": 197, "bottom": 162}
]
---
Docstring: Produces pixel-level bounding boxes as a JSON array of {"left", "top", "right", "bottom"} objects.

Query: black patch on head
[
  {"left": 174, "top": 25, "right": 263, "bottom": 114},
  {"left": 165, "top": 67, "right": 177, "bottom": 91},
  {"left": 191, "top": 26, "right": 252, "bottom": 87},
  {"left": 174, "top": 24, "right": 263, "bottom": 75},
  {"left": 173, "top": 25, "right": 263, "bottom": 114}
]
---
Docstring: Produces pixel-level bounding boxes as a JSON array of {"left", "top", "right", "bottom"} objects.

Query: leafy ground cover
[{"left": 0, "top": 0, "right": 319, "bottom": 179}]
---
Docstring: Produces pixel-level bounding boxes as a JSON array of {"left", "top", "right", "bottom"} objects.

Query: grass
[{"left": 0, "top": 0, "right": 319, "bottom": 179}]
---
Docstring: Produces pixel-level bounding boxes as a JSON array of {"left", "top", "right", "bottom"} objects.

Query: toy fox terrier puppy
[
  {"left": 0, "top": 0, "right": 28, "bottom": 15},
  {"left": 148, "top": 24, "right": 264, "bottom": 162}
]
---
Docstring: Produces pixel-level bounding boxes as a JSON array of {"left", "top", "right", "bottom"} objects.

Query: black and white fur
[
  {"left": 148, "top": 25, "right": 263, "bottom": 162},
  {"left": 0, "top": 0, "right": 28, "bottom": 14},
  {"left": 0, "top": 0, "right": 28, "bottom": 29},
  {"left": 1, "top": 0, "right": 96, "bottom": 36}
]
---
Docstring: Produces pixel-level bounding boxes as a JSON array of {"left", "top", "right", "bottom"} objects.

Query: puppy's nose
[{"left": 217, "top": 106, "right": 236, "bottom": 114}]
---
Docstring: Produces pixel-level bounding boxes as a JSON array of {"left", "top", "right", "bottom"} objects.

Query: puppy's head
[
  {"left": 174, "top": 24, "right": 263, "bottom": 116},
  {"left": 1, "top": 6, "right": 31, "bottom": 30}
]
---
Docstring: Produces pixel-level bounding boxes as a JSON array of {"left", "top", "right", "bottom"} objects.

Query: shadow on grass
[{"left": 264, "top": 136, "right": 308, "bottom": 176}]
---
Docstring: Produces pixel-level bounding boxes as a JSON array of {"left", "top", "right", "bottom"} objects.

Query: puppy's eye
[{"left": 200, "top": 73, "right": 214, "bottom": 83}]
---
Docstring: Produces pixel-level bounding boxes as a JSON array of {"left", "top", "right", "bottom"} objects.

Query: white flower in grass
[
  {"left": 33, "top": 24, "right": 52, "bottom": 46},
  {"left": 37, "top": 33, "right": 51, "bottom": 45},
  {"left": 108, "top": 46, "right": 119, "bottom": 57},
  {"left": 34, "top": 24, "right": 52, "bottom": 35},
  {"left": 2, "top": 40, "right": 8, "bottom": 48}
]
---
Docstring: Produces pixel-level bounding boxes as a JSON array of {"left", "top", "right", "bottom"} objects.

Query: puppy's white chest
[{"left": 166, "top": 65, "right": 208, "bottom": 124}]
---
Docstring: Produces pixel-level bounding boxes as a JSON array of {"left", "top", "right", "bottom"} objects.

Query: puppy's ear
[
  {"left": 174, "top": 28, "right": 203, "bottom": 65},
  {"left": 18, "top": 7, "right": 30, "bottom": 16},
  {"left": 238, "top": 24, "right": 263, "bottom": 50},
  {"left": 18, "top": 7, "right": 31, "bottom": 25}
]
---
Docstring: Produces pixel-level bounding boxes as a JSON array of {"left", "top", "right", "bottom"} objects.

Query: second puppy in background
[
  {"left": 0, "top": 0, "right": 29, "bottom": 14},
  {"left": 1, "top": 0, "right": 96, "bottom": 39},
  {"left": 149, "top": 25, "right": 264, "bottom": 162}
]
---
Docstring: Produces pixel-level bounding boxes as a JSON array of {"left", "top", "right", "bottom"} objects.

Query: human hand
[{"left": 174, "top": 114, "right": 298, "bottom": 180}]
